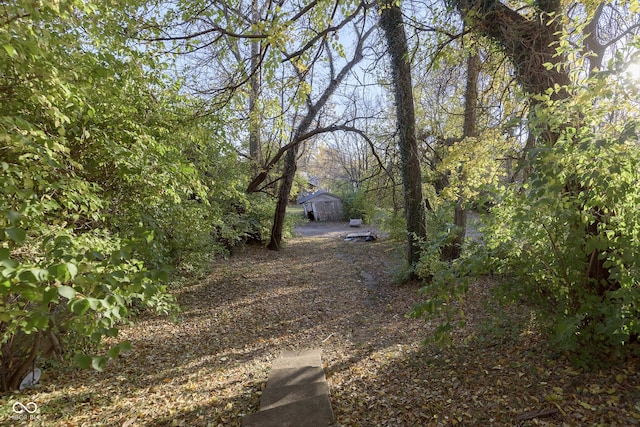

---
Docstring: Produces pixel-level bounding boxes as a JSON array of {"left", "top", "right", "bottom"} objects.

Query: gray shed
[{"left": 297, "top": 190, "right": 343, "bottom": 222}]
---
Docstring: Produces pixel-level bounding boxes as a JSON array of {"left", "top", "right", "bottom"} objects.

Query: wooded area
[{"left": 2, "top": 0, "right": 640, "bottom": 423}]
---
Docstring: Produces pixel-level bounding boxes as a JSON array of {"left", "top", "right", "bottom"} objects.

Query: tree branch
[{"left": 246, "top": 24, "right": 376, "bottom": 193}]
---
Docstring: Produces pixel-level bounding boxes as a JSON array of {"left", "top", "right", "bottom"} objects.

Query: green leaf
[
  {"left": 65, "top": 262, "right": 78, "bottom": 279},
  {"left": 105, "top": 327, "right": 119, "bottom": 337},
  {"left": 43, "top": 286, "right": 59, "bottom": 304},
  {"left": 18, "top": 268, "right": 48, "bottom": 283},
  {"left": 70, "top": 298, "right": 90, "bottom": 315},
  {"left": 119, "top": 341, "right": 132, "bottom": 352},
  {"left": 6, "top": 228, "right": 26, "bottom": 245},
  {"left": 91, "top": 356, "right": 107, "bottom": 371},
  {"left": 7, "top": 210, "right": 22, "bottom": 225},
  {"left": 58, "top": 285, "right": 76, "bottom": 299},
  {"left": 107, "top": 345, "right": 121, "bottom": 359},
  {"left": 73, "top": 353, "right": 92, "bottom": 369},
  {"left": 3, "top": 44, "right": 17, "bottom": 58},
  {"left": 0, "top": 248, "right": 10, "bottom": 260},
  {"left": 48, "top": 264, "right": 70, "bottom": 281},
  {"left": 87, "top": 298, "right": 100, "bottom": 310}
]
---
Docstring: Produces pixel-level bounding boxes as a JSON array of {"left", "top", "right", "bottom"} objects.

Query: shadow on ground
[{"left": 7, "top": 230, "right": 640, "bottom": 426}]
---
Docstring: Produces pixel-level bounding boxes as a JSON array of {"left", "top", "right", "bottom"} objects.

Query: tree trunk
[
  {"left": 248, "top": 0, "right": 262, "bottom": 169},
  {"left": 267, "top": 144, "right": 298, "bottom": 250},
  {"left": 442, "top": 52, "right": 479, "bottom": 261},
  {"left": 379, "top": 0, "right": 428, "bottom": 273},
  {"left": 266, "top": 26, "right": 374, "bottom": 250},
  {"left": 452, "top": 0, "right": 570, "bottom": 100},
  {"left": 451, "top": 1, "right": 618, "bottom": 294}
]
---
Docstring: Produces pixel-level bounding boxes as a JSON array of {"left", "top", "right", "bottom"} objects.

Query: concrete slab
[
  {"left": 344, "top": 231, "right": 377, "bottom": 242},
  {"left": 271, "top": 354, "right": 322, "bottom": 369},
  {"left": 280, "top": 349, "right": 322, "bottom": 359},
  {"left": 242, "top": 394, "right": 335, "bottom": 427},
  {"left": 266, "top": 366, "right": 326, "bottom": 389},
  {"left": 260, "top": 382, "right": 330, "bottom": 410}
]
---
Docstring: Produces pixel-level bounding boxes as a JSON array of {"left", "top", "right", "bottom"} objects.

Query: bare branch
[{"left": 282, "top": 1, "right": 377, "bottom": 61}]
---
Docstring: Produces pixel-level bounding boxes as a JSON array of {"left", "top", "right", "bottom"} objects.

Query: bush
[
  {"left": 412, "top": 69, "right": 640, "bottom": 367},
  {"left": 342, "top": 190, "right": 375, "bottom": 223}
]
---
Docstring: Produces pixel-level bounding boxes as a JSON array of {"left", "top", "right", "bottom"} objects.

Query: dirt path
[{"left": 9, "top": 229, "right": 640, "bottom": 426}]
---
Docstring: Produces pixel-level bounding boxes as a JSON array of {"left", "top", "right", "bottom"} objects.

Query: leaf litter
[{"left": 3, "top": 233, "right": 640, "bottom": 426}]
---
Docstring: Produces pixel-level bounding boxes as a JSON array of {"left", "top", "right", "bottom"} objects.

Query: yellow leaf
[{"left": 578, "top": 401, "right": 594, "bottom": 410}]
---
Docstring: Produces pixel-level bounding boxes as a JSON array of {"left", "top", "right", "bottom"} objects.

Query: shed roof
[{"left": 297, "top": 190, "right": 341, "bottom": 204}]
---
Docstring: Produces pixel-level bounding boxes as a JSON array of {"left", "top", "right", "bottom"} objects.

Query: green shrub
[
  {"left": 412, "top": 68, "right": 640, "bottom": 367},
  {"left": 342, "top": 190, "right": 374, "bottom": 223}
]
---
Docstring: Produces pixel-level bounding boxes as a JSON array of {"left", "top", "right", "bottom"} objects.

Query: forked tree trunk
[{"left": 267, "top": 27, "right": 374, "bottom": 250}]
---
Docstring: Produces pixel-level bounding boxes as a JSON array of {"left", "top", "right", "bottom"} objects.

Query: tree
[
  {"left": 379, "top": 0, "right": 429, "bottom": 273},
  {"left": 0, "top": 0, "right": 275, "bottom": 390},
  {"left": 440, "top": 52, "right": 479, "bottom": 261},
  {"left": 433, "top": 0, "right": 640, "bottom": 363},
  {"left": 0, "top": 1, "right": 184, "bottom": 390},
  {"left": 268, "top": 23, "right": 376, "bottom": 250}
]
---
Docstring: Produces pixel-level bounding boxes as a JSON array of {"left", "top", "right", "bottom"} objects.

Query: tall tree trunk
[
  {"left": 379, "top": 0, "right": 428, "bottom": 273},
  {"left": 248, "top": 0, "right": 262, "bottom": 172},
  {"left": 442, "top": 52, "right": 479, "bottom": 261}
]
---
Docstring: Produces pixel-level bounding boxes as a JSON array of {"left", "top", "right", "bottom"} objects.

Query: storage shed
[{"left": 297, "top": 190, "right": 343, "bottom": 222}]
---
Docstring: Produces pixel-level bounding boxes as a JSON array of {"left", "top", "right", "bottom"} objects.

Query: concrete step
[
  {"left": 266, "top": 366, "right": 326, "bottom": 389},
  {"left": 241, "top": 349, "right": 334, "bottom": 427},
  {"left": 260, "top": 382, "right": 330, "bottom": 410},
  {"left": 242, "top": 394, "right": 335, "bottom": 427},
  {"left": 272, "top": 349, "right": 322, "bottom": 368}
]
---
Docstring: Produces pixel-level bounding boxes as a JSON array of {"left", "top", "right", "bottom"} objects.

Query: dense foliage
[
  {"left": 412, "top": 54, "right": 640, "bottom": 366},
  {"left": 0, "top": 1, "right": 272, "bottom": 391},
  {"left": 483, "top": 70, "right": 640, "bottom": 366}
]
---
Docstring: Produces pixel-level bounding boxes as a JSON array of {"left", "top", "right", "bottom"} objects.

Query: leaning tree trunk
[
  {"left": 379, "top": 0, "right": 428, "bottom": 273},
  {"left": 451, "top": 0, "right": 570, "bottom": 100},
  {"left": 268, "top": 144, "right": 299, "bottom": 250},
  {"left": 266, "top": 26, "right": 374, "bottom": 250}
]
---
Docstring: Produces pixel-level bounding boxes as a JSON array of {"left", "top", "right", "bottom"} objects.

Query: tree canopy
[{"left": 2, "top": 0, "right": 640, "bottom": 392}]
